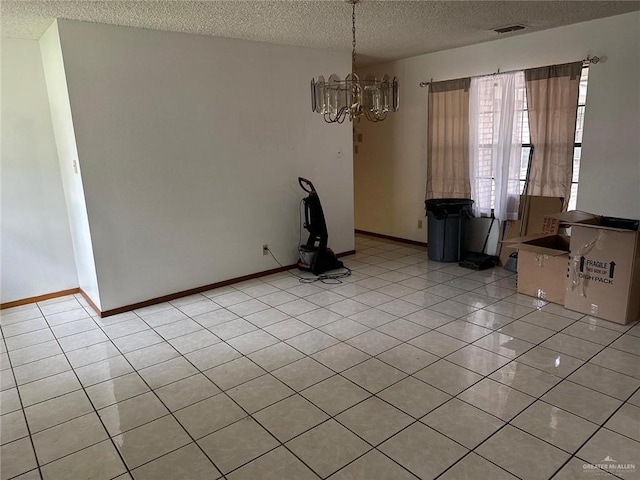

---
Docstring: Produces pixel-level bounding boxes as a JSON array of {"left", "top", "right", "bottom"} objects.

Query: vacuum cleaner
[{"left": 297, "top": 177, "right": 345, "bottom": 275}]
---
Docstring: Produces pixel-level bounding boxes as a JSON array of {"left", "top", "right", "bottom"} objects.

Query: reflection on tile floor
[{"left": 1, "top": 234, "right": 639, "bottom": 480}]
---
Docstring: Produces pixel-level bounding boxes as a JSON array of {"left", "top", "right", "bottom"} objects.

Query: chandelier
[{"left": 310, "top": 0, "right": 399, "bottom": 123}]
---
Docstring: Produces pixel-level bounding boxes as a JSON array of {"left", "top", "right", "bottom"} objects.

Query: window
[
  {"left": 474, "top": 66, "right": 589, "bottom": 214},
  {"left": 469, "top": 71, "right": 526, "bottom": 220},
  {"left": 520, "top": 66, "right": 589, "bottom": 211}
]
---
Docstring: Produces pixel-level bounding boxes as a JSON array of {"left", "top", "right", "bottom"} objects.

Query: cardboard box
[
  {"left": 505, "top": 234, "right": 570, "bottom": 305},
  {"left": 498, "top": 220, "right": 521, "bottom": 266},
  {"left": 548, "top": 211, "right": 640, "bottom": 324},
  {"left": 498, "top": 195, "right": 564, "bottom": 266}
]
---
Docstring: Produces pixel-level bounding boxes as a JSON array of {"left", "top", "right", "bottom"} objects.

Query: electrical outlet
[
  {"left": 262, "top": 245, "right": 269, "bottom": 256},
  {"left": 418, "top": 219, "right": 423, "bottom": 229}
]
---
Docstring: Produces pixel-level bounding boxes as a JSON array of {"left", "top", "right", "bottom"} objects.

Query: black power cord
[{"left": 265, "top": 247, "right": 351, "bottom": 285}]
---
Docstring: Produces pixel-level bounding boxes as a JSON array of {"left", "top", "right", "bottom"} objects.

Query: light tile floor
[{"left": 1, "top": 234, "right": 640, "bottom": 480}]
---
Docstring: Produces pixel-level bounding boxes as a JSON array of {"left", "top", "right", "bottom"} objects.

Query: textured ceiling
[{"left": 2, "top": 1, "right": 639, "bottom": 65}]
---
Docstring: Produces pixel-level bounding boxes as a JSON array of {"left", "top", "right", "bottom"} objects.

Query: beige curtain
[
  {"left": 524, "top": 62, "right": 583, "bottom": 206},
  {"left": 426, "top": 78, "right": 471, "bottom": 200}
]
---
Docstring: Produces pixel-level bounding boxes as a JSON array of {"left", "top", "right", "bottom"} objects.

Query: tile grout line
[
  {"left": 106, "top": 277, "right": 486, "bottom": 479},
  {"left": 178, "top": 316, "right": 419, "bottom": 480},
  {"left": 0, "top": 325, "right": 45, "bottom": 480},
  {"left": 407, "top": 309, "right": 640, "bottom": 405},
  {"left": 127, "top": 305, "right": 338, "bottom": 480},
  {"left": 5, "top": 287, "right": 634, "bottom": 442},
  {"left": 4, "top": 295, "right": 635, "bottom": 437},
  {"left": 302, "top": 263, "right": 530, "bottom": 478},
  {"left": 24, "top": 300, "right": 136, "bottom": 480},
  {"left": 374, "top": 305, "right": 607, "bottom": 479},
  {"left": 545, "top": 343, "right": 640, "bottom": 480},
  {"left": 8, "top": 300, "right": 632, "bottom": 480},
  {"left": 131, "top": 299, "right": 406, "bottom": 479},
  {"left": 2, "top": 238, "right": 638, "bottom": 479},
  {"left": 179, "top": 246, "right": 632, "bottom": 478},
  {"left": 433, "top": 310, "right": 637, "bottom": 480},
  {"left": 240, "top": 297, "right": 532, "bottom": 478},
  {"left": 546, "top": 388, "right": 640, "bottom": 480},
  {"left": 98, "top": 306, "right": 259, "bottom": 478},
  {"left": 3, "top": 267, "right": 631, "bottom": 370}
]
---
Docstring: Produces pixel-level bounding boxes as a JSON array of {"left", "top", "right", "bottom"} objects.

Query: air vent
[{"left": 494, "top": 25, "right": 526, "bottom": 34}]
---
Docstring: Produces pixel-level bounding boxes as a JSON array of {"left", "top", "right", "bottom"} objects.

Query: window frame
[{"left": 474, "top": 65, "right": 589, "bottom": 214}]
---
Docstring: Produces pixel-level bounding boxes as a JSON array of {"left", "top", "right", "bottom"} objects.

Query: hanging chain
[{"left": 351, "top": 1, "right": 357, "bottom": 72}]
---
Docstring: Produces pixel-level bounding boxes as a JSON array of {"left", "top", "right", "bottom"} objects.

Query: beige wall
[
  {"left": 1, "top": 37, "right": 78, "bottom": 303},
  {"left": 50, "top": 20, "right": 354, "bottom": 311},
  {"left": 355, "top": 12, "right": 640, "bottom": 249}
]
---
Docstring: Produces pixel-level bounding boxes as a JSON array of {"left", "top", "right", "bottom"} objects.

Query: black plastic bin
[{"left": 425, "top": 198, "right": 473, "bottom": 262}]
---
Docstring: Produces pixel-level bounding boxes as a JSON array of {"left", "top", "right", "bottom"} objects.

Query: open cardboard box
[
  {"left": 503, "top": 233, "right": 570, "bottom": 305},
  {"left": 498, "top": 195, "right": 564, "bottom": 266},
  {"left": 546, "top": 211, "right": 640, "bottom": 324}
]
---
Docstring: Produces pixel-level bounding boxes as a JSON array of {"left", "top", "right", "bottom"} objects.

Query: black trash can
[{"left": 425, "top": 198, "right": 473, "bottom": 262}]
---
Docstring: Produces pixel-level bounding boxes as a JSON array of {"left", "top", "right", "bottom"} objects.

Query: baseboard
[
  {"left": 355, "top": 229, "right": 427, "bottom": 248},
  {"left": 99, "top": 249, "right": 356, "bottom": 318},
  {"left": 78, "top": 289, "right": 102, "bottom": 316},
  {"left": 2, "top": 250, "right": 357, "bottom": 318},
  {"left": 1, "top": 288, "right": 80, "bottom": 310}
]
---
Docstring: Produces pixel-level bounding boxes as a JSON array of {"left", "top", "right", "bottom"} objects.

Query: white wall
[
  {"left": 576, "top": 14, "right": 640, "bottom": 217},
  {"left": 54, "top": 20, "right": 353, "bottom": 311},
  {"left": 40, "top": 22, "right": 102, "bottom": 309},
  {"left": 355, "top": 12, "right": 640, "bottom": 248},
  {"left": 1, "top": 37, "right": 78, "bottom": 303}
]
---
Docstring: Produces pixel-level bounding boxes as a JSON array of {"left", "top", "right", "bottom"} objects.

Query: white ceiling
[{"left": 2, "top": 1, "right": 639, "bottom": 66}]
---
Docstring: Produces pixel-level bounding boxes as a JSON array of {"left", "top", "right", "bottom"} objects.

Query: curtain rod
[{"left": 418, "top": 55, "right": 599, "bottom": 87}]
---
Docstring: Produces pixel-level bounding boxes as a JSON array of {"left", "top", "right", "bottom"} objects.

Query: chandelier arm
[
  {"left": 324, "top": 107, "right": 349, "bottom": 124},
  {"left": 364, "top": 108, "right": 386, "bottom": 123}
]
